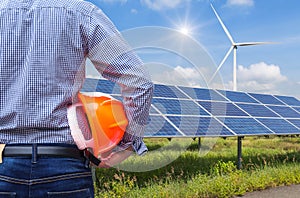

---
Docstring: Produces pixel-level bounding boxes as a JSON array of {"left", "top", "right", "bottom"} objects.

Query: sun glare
[
  {"left": 170, "top": 10, "right": 198, "bottom": 37},
  {"left": 179, "top": 27, "right": 191, "bottom": 35}
]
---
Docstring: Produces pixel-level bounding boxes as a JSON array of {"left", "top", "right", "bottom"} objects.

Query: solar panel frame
[
  {"left": 287, "top": 119, "right": 300, "bottom": 129},
  {"left": 81, "top": 78, "right": 99, "bottom": 92},
  {"left": 149, "top": 105, "right": 160, "bottom": 114},
  {"left": 144, "top": 115, "right": 183, "bottom": 137},
  {"left": 257, "top": 118, "right": 300, "bottom": 134},
  {"left": 274, "top": 95, "right": 300, "bottom": 106},
  {"left": 198, "top": 101, "right": 248, "bottom": 117},
  {"left": 153, "top": 84, "right": 188, "bottom": 99},
  {"left": 177, "top": 86, "right": 227, "bottom": 101},
  {"left": 236, "top": 103, "right": 280, "bottom": 118},
  {"left": 88, "top": 78, "right": 121, "bottom": 95},
  {"left": 151, "top": 98, "right": 209, "bottom": 116},
  {"left": 248, "top": 93, "right": 285, "bottom": 105},
  {"left": 167, "top": 116, "right": 235, "bottom": 137},
  {"left": 217, "top": 90, "right": 259, "bottom": 104},
  {"left": 292, "top": 107, "right": 300, "bottom": 114},
  {"left": 217, "top": 117, "right": 274, "bottom": 136},
  {"left": 267, "top": 105, "right": 300, "bottom": 118}
]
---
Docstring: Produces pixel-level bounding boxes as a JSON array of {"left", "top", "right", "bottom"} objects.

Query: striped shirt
[{"left": 0, "top": 0, "right": 153, "bottom": 155}]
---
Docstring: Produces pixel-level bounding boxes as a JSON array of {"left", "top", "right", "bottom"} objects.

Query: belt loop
[{"left": 32, "top": 144, "right": 37, "bottom": 164}]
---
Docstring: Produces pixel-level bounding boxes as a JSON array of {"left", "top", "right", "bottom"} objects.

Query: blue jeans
[{"left": 0, "top": 148, "right": 94, "bottom": 197}]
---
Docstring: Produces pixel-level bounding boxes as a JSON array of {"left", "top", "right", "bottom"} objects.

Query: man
[{"left": 0, "top": 0, "right": 153, "bottom": 197}]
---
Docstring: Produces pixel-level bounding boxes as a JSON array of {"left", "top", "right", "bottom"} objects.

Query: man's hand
[{"left": 99, "top": 147, "right": 133, "bottom": 168}]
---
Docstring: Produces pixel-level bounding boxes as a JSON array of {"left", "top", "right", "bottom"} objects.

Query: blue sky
[{"left": 86, "top": 0, "right": 300, "bottom": 98}]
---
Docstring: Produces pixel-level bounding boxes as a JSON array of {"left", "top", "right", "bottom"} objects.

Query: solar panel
[
  {"left": 274, "top": 95, "right": 300, "bottom": 106},
  {"left": 167, "top": 116, "right": 234, "bottom": 137},
  {"left": 257, "top": 118, "right": 299, "bottom": 134},
  {"left": 81, "top": 78, "right": 300, "bottom": 138},
  {"left": 150, "top": 105, "right": 160, "bottom": 114},
  {"left": 236, "top": 103, "right": 279, "bottom": 118},
  {"left": 217, "top": 90, "right": 259, "bottom": 104},
  {"left": 267, "top": 105, "right": 300, "bottom": 118},
  {"left": 177, "top": 86, "right": 227, "bottom": 101},
  {"left": 145, "top": 115, "right": 182, "bottom": 137},
  {"left": 153, "top": 84, "right": 188, "bottom": 99},
  {"left": 81, "top": 78, "right": 98, "bottom": 92},
  {"left": 292, "top": 107, "right": 300, "bottom": 114},
  {"left": 287, "top": 119, "right": 300, "bottom": 129},
  {"left": 152, "top": 98, "right": 209, "bottom": 116},
  {"left": 198, "top": 101, "right": 248, "bottom": 117},
  {"left": 218, "top": 117, "right": 274, "bottom": 135},
  {"left": 249, "top": 93, "right": 284, "bottom": 105},
  {"left": 82, "top": 78, "right": 121, "bottom": 95}
]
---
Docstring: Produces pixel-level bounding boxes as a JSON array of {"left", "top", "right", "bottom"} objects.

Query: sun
[
  {"left": 179, "top": 27, "right": 191, "bottom": 35},
  {"left": 170, "top": 12, "right": 198, "bottom": 37}
]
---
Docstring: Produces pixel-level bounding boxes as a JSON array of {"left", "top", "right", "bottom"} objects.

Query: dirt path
[{"left": 234, "top": 184, "right": 300, "bottom": 198}]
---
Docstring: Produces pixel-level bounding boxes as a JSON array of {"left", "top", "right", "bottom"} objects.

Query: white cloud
[
  {"left": 226, "top": 0, "right": 254, "bottom": 6},
  {"left": 174, "top": 66, "right": 201, "bottom": 79},
  {"left": 151, "top": 66, "right": 203, "bottom": 87},
  {"left": 236, "top": 62, "right": 288, "bottom": 93},
  {"left": 238, "top": 62, "right": 287, "bottom": 83},
  {"left": 140, "top": 0, "right": 187, "bottom": 11}
]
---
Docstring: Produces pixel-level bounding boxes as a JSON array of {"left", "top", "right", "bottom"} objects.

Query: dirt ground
[{"left": 234, "top": 184, "right": 300, "bottom": 198}]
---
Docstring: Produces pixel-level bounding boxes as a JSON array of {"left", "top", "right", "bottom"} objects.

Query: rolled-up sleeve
[{"left": 87, "top": 7, "right": 153, "bottom": 155}]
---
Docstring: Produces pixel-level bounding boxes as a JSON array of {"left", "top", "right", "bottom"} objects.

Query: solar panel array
[{"left": 81, "top": 78, "right": 300, "bottom": 138}]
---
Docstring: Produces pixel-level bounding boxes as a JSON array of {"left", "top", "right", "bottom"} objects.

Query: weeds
[{"left": 94, "top": 136, "right": 300, "bottom": 198}]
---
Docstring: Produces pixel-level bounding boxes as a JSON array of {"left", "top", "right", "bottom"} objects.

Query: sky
[{"left": 86, "top": 0, "right": 300, "bottom": 99}]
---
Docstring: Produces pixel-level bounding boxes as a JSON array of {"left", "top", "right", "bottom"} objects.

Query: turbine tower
[{"left": 209, "top": 4, "right": 273, "bottom": 91}]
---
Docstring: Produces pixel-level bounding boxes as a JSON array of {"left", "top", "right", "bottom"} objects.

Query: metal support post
[
  {"left": 237, "top": 136, "right": 243, "bottom": 170},
  {"left": 198, "top": 137, "right": 201, "bottom": 151}
]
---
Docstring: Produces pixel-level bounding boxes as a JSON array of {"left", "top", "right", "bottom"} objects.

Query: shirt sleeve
[{"left": 86, "top": 7, "right": 153, "bottom": 156}]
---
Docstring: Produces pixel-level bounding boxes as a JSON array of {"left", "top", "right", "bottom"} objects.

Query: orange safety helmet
[{"left": 67, "top": 92, "right": 128, "bottom": 158}]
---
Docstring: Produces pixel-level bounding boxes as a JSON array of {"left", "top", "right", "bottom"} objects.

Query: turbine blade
[
  {"left": 236, "top": 42, "right": 277, "bottom": 46},
  {"left": 209, "top": 46, "right": 234, "bottom": 84},
  {"left": 210, "top": 4, "right": 235, "bottom": 45}
]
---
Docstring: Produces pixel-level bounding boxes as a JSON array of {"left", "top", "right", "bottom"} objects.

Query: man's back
[
  {"left": 0, "top": 0, "right": 94, "bottom": 143},
  {"left": 0, "top": 1, "right": 153, "bottom": 196}
]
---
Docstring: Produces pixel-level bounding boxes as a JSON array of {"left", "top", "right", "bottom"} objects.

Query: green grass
[{"left": 94, "top": 136, "right": 300, "bottom": 198}]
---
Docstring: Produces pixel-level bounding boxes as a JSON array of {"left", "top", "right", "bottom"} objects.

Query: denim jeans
[{"left": 0, "top": 148, "right": 94, "bottom": 198}]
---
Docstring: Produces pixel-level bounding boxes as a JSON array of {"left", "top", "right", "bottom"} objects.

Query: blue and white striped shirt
[{"left": 0, "top": 0, "right": 153, "bottom": 155}]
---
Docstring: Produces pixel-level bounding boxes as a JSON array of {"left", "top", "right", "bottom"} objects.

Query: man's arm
[{"left": 86, "top": 7, "right": 154, "bottom": 165}]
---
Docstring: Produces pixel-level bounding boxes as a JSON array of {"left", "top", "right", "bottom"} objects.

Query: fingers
[
  {"left": 99, "top": 147, "right": 133, "bottom": 168},
  {"left": 99, "top": 161, "right": 111, "bottom": 168}
]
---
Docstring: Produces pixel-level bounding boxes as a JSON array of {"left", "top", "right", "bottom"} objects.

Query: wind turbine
[{"left": 209, "top": 4, "right": 274, "bottom": 91}]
